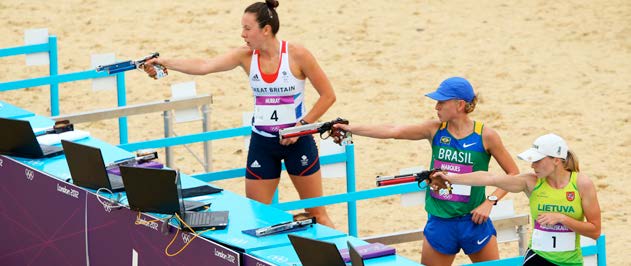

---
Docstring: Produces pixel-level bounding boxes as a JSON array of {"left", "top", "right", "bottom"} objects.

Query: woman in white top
[{"left": 143, "top": 0, "right": 336, "bottom": 227}]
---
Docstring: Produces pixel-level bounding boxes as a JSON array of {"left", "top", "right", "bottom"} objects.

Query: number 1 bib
[{"left": 531, "top": 221, "right": 576, "bottom": 252}]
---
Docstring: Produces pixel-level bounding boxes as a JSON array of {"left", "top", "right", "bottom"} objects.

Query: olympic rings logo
[{"left": 24, "top": 168, "right": 34, "bottom": 180}]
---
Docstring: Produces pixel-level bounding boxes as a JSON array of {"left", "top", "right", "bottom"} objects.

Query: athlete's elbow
[
  {"left": 326, "top": 93, "right": 336, "bottom": 105},
  {"left": 589, "top": 227, "right": 601, "bottom": 240}
]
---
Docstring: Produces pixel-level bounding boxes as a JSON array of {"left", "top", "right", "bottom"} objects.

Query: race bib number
[
  {"left": 430, "top": 160, "right": 473, "bottom": 202},
  {"left": 531, "top": 221, "right": 576, "bottom": 252},
  {"left": 253, "top": 96, "right": 296, "bottom": 132}
]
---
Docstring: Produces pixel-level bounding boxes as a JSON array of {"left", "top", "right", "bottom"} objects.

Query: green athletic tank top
[
  {"left": 529, "top": 172, "right": 584, "bottom": 266},
  {"left": 425, "top": 121, "right": 491, "bottom": 218}
]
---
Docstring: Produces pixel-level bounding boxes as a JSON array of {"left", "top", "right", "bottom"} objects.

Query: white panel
[
  {"left": 490, "top": 199, "right": 515, "bottom": 219},
  {"left": 580, "top": 235, "right": 598, "bottom": 266},
  {"left": 24, "top": 28, "right": 49, "bottom": 66},
  {"left": 320, "top": 138, "right": 345, "bottom": 178},
  {"left": 171, "top": 81, "right": 201, "bottom": 123},
  {"left": 399, "top": 166, "right": 426, "bottom": 206},
  {"left": 401, "top": 191, "right": 425, "bottom": 207},
  {"left": 91, "top": 53, "right": 116, "bottom": 91}
]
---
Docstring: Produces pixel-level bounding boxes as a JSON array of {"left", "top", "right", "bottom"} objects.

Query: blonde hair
[
  {"left": 563, "top": 150, "right": 580, "bottom": 172},
  {"left": 464, "top": 95, "right": 478, "bottom": 113}
]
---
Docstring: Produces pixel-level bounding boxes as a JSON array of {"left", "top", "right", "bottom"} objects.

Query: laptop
[
  {"left": 0, "top": 117, "right": 64, "bottom": 158},
  {"left": 347, "top": 241, "right": 365, "bottom": 266},
  {"left": 120, "top": 166, "right": 228, "bottom": 230},
  {"left": 61, "top": 140, "right": 126, "bottom": 192},
  {"left": 288, "top": 234, "right": 365, "bottom": 266}
]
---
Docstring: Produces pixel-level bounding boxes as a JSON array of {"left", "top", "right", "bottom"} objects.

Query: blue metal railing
[{"left": 0, "top": 35, "right": 130, "bottom": 143}]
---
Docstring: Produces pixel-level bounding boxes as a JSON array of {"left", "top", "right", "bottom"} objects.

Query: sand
[{"left": 1, "top": 0, "right": 630, "bottom": 264}]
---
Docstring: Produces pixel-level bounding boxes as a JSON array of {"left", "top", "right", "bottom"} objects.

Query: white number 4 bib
[{"left": 253, "top": 96, "right": 296, "bottom": 127}]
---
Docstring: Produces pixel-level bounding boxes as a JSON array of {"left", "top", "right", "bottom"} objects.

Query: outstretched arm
[
  {"left": 143, "top": 46, "right": 251, "bottom": 76},
  {"left": 435, "top": 171, "right": 534, "bottom": 194},
  {"left": 334, "top": 120, "right": 440, "bottom": 141}
]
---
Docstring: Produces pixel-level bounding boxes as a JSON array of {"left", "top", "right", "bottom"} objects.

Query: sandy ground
[{"left": 1, "top": 0, "right": 630, "bottom": 264}]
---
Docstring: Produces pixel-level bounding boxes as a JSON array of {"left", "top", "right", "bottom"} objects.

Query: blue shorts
[
  {"left": 423, "top": 214, "right": 497, "bottom": 255},
  {"left": 245, "top": 132, "right": 320, "bottom": 180}
]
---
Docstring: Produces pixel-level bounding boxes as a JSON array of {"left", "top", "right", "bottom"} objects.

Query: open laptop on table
[
  {"left": 0, "top": 117, "right": 64, "bottom": 158},
  {"left": 120, "top": 166, "right": 228, "bottom": 230},
  {"left": 63, "top": 140, "right": 221, "bottom": 200},
  {"left": 288, "top": 234, "right": 364, "bottom": 266},
  {"left": 62, "top": 140, "right": 126, "bottom": 192}
]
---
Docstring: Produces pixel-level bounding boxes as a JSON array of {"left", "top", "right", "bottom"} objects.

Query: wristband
[{"left": 299, "top": 119, "right": 309, "bottom": 125}]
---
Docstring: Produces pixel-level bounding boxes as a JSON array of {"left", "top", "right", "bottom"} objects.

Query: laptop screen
[
  {"left": 61, "top": 140, "right": 111, "bottom": 189},
  {"left": 120, "top": 166, "right": 181, "bottom": 215},
  {"left": 288, "top": 234, "right": 346, "bottom": 266},
  {"left": 0, "top": 117, "right": 47, "bottom": 158}
]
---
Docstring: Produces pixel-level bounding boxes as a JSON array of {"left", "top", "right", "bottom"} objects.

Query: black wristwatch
[
  {"left": 487, "top": 195, "right": 498, "bottom": 205},
  {"left": 299, "top": 119, "right": 309, "bottom": 125}
]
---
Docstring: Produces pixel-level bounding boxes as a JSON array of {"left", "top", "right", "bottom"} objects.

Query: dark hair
[{"left": 244, "top": 1, "right": 280, "bottom": 35}]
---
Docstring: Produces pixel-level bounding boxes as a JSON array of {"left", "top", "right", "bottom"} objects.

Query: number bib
[
  {"left": 253, "top": 95, "right": 296, "bottom": 133},
  {"left": 430, "top": 160, "right": 473, "bottom": 202},
  {"left": 531, "top": 221, "right": 576, "bottom": 252}
]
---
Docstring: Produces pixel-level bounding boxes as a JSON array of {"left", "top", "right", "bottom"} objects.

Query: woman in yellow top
[{"left": 433, "top": 133, "right": 601, "bottom": 266}]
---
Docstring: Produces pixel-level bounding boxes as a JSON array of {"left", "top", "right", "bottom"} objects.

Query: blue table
[{"left": 0, "top": 100, "right": 34, "bottom": 119}]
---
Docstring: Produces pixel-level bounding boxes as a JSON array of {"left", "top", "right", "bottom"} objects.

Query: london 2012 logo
[{"left": 24, "top": 168, "right": 34, "bottom": 181}]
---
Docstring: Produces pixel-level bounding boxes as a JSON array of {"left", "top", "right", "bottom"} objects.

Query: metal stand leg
[
  {"left": 517, "top": 225, "right": 528, "bottom": 255},
  {"left": 163, "top": 110, "right": 174, "bottom": 168},
  {"left": 202, "top": 104, "right": 212, "bottom": 172}
]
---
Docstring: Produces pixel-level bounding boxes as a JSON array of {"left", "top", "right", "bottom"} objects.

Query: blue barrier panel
[
  {"left": 191, "top": 152, "right": 347, "bottom": 182},
  {"left": 118, "top": 126, "right": 252, "bottom": 151},
  {"left": 273, "top": 182, "right": 422, "bottom": 211},
  {"left": 116, "top": 73, "right": 128, "bottom": 143},
  {"left": 0, "top": 43, "right": 50, "bottom": 57},
  {"left": 48, "top": 36, "right": 59, "bottom": 115},
  {"left": 345, "top": 144, "right": 358, "bottom": 236}
]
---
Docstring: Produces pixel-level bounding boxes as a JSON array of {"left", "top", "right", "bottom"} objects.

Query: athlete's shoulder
[
  {"left": 286, "top": 41, "right": 306, "bottom": 52},
  {"left": 480, "top": 124, "right": 504, "bottom": 141},
  {"left": 286, "top": 41, "right": 313, "bottom": 60},
  {"left": 575, "top": 172, "right": 596, "bottom": 192},
  {"left": 421, "top": 120, "right": 444, "bottom": 140},
  {"left": 234, "top": 45, "right": 255, "bottom": 56}
]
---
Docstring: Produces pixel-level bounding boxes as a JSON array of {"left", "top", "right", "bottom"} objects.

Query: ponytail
[
  {"left": 563, "top": 150, "right": 579, "bottom": 172},
  {"left": 464, "top": 95, "right": 478, "bottom": 113}
]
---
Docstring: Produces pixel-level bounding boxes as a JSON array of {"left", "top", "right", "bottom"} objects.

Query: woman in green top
[{"left": 433, "top": 133, "right": 602, "bottom": 266}]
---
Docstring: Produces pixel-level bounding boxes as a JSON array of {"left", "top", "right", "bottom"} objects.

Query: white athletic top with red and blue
[{"left": 249, "top": 40, "right": 306, "bottom": 137}]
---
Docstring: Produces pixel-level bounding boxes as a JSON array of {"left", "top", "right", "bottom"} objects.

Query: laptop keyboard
[
  {"left": 40, "top": 144, "right": 60, "bottom": 153},
  {"left": 108, "top": 174, "right": 124, "bottom": 189},
  {"left": 187, "top": 212, "right": 212, "bottom": 225}
]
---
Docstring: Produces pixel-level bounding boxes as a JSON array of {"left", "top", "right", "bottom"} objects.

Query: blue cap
[{"left": 425, "top": 77, "right": 475, "bottom": 102}]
